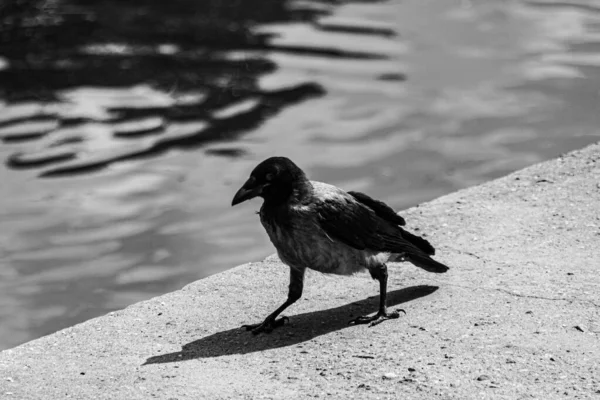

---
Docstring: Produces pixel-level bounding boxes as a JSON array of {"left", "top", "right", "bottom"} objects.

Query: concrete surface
[{"left": 1, "top": 143, "right": 600, "bottom": 400}]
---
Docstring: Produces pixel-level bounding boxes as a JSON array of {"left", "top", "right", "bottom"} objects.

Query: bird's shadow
[{"left": 144, "top": 285, "right": 438, "bottom": 365}]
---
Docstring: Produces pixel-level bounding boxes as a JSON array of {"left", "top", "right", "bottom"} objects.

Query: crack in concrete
[
  {"left": 435, "top": 281, "right": 600, "bottom": 308},
  {"left": 445, "top": 248, "right": 513, "bottom": 267},
  {"left": 493, "top": 288, "right": 572, "bottom": 303},
  {"left": 440, "top": 249, "right": 600, "bottom": 309}
]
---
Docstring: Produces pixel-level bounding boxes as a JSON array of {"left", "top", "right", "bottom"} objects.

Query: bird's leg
[
  {"left": 242, "top": 267, "right": 305, "bottom": 334},
  {"left": 350, "top": 264, "right": 405, "bottom": 327}
]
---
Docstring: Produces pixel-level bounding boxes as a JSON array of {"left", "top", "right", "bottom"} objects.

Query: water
[{"left": 1, "top": 0, "right": 600, "bottom": 350}]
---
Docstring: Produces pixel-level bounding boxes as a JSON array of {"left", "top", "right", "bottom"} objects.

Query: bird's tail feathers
[
  {"left": 399, "top": 228, "right": 435, "bottom": 255},
  {"left": 407, "top": 253, "right": 449, "bottom": 273}
]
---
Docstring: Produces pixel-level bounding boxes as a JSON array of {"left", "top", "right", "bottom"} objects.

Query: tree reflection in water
[{"left": 1, "top": 0, "right": 394, "bottom": 176}]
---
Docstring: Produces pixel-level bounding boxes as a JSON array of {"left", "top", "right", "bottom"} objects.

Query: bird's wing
[
  {"left": 347, "top": 190, "right": 406, "bottom": 226},
  {"left": 315, "top": 195, "right": 423, "bottom": 254},
  {"left": 348, "top": 190, "right": 435, "bottom": 255}
]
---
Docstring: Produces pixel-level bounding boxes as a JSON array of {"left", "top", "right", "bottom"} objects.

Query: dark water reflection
[{"left": 2, "top": 0, "right": 600, "bottom": 349}]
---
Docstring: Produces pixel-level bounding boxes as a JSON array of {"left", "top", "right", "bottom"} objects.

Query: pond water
[{"left": 1, "top": 0, "right": 600, "bottom": 349}]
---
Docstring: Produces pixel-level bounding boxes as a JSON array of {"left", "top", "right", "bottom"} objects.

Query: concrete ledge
[{"left": 1, "top": 143, "right": 600, "bottom": 399}]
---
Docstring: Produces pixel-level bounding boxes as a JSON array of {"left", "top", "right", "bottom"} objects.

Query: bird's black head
[{"left": 231, "top": 157, "right": 309, "bottom": 207}]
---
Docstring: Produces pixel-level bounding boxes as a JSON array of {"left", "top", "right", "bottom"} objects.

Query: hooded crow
[{"left": 232, "top": 156, "right": 449, "bottom": 334}]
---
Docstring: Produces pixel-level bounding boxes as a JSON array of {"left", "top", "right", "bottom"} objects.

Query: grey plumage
[{"left": 232, "top": 157, "right": 449, "bottom": 334}]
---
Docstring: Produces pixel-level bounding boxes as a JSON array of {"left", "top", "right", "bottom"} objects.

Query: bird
[{"left": 231, "top": 156, "right": 449, "bottom": 334}]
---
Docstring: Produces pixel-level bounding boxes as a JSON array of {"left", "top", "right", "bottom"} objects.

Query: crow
[{"left": 231, "top": 156, "right": 449, "bottom": 334}]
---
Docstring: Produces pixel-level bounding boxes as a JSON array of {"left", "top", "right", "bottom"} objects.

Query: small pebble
[
  {"left": 477, "top": 375, "right": 490, "bottom": 381},
  {"left": 408, "top": 368, "right": 416, "bottom": 373},
  {"left": 382, "top": 372, "right": 398, "bottom": 380}
]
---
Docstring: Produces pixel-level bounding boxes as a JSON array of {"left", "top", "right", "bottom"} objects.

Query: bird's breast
[{"left": 259, "top": 205, "right": 381, "bottom": 275}]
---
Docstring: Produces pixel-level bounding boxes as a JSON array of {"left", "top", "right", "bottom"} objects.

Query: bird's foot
[
  {"left": 242, "top": 316, "right": 289, "bottom": 334},
  {"left": 349, "top": 308, "right": 406, "bottom": 327}
]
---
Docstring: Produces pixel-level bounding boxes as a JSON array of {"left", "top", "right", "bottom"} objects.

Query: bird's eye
[{"left": 265, "top": 173, "right": 274, "bottom": 181}]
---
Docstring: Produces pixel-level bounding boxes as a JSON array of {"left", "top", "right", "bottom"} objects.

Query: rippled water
[{"left": 1, "top": 0, "right": 600, "bottom": 349}]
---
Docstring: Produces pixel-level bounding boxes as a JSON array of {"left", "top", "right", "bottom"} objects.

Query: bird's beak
[{"left": 231, "top": 177, "right": 266, "bottom": 206}]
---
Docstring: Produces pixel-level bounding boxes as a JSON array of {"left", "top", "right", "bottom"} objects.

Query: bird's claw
[
  {"left": 348, "top": 308, "right": 406, "bottom": 327},
  {"left": 242, "top": 316, "right": 289, "bottom": 334}
]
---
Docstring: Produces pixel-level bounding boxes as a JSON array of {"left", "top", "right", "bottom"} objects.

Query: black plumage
[{"left": 231, "top": 156, "right": 449, "bottom": 333}]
